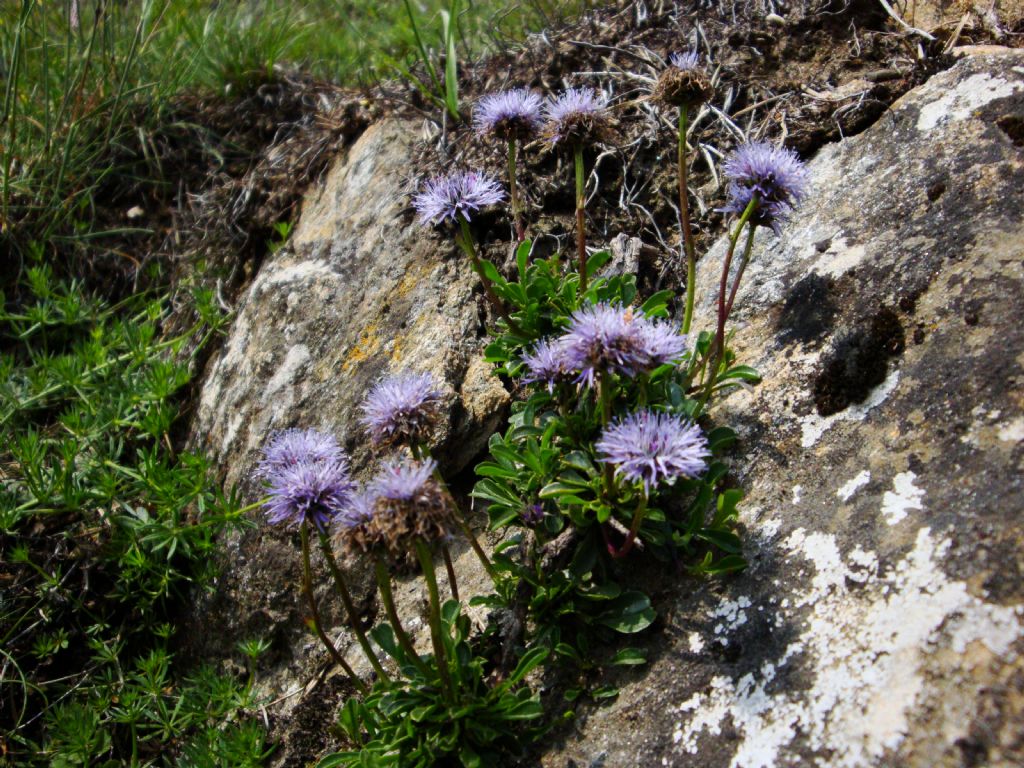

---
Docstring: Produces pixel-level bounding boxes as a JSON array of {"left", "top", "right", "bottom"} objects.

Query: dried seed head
[{"left": 652, "top": 54, "right": 714, "bottom": 109}]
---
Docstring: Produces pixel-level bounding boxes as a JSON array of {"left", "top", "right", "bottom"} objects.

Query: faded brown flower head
[
  {"left": 336, "top": 460, "right": 455, "bottom": 562},
  {"left": 652, "top": 52, "right": 713, "bottom": 109}
]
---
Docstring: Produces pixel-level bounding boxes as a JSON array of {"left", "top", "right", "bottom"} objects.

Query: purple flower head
[
  {"left": 360, "top": 372, "right": 444, "bottom": 449},
  {"left": 722, "top": 142, "right": 810, "bottom": 233},
  {"left": 257, "top": 428, "right": 344, "bottom": 478},
  {"left": 336, "top": 490, "right": 378, "bottom": 530},
  {"left": 474, "top": 89, "right": 544, "bottom": 141},
  {"left": 371, "top": 458, "right": 439, "bottom": 502},
  {"left": 413, "top": 171, "right": 506, "bottom": 226},
  {"left": 543, "top": 88, "right": 611, "bottom": 146},
  {"left": 668, "top": 51, "right": 701, "bottom": 71},
  {"left": 560, "top": 303, "right": 689, "bottom": 388},
  {"left": 521, "top": 337, "right": 572, "bottom": 392},
  {"left": 596, "top": 410, "right": 709, "bottom": 494},
  {"left": 263, "top": 459, "right": 355, "bottom": 532}
]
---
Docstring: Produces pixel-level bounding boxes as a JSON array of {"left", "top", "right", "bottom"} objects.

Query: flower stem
[
  {"left": 702, "top": 197, "right": 759, "bottom": 405},
  {"left": 374, "top": 558, "right": 431, "bottom": 678},
  {"left": 724, "top": 225, "right": 757, "bottom": 321},
  {"left": 416, "top": 443, "right": 498, "bottom": 583},
  {"left": 609, "top": 493, "right": 648, "bottom": 559},
  {"left": 457, "top": 217, "right": 524, "bottom": 336},
  {"left": 574, "top": 141, "right": 588, "bottom": 294},
  {"left": 678, "top": 105, "right": 698, "bottom": 336},
  {"left": 508, "top": 138, "right": 524, "bottom": 242},
  {"left": 441, "top": 543, "right": 460, "bottom": 602},
  {"left": 598, "top": 370, "right": 617, "bottom": 502},
  {"left": 316, "top": 533, "right": 390, "bottom": 683},
  {"left": 300, "top": 523, "right": 367, "bottom": 694},
  {"left": 415, "top": 540, "right": 455, "bottom": 704}
]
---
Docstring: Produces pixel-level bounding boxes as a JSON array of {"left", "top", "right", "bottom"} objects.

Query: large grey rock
[
  {"left": 194, "top": 119, "right": 508, "bottom": 489},
  {"left": 542, "top": 52, "right": 1024, "bottom": 768}
]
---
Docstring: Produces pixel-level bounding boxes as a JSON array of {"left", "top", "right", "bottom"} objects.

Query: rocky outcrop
[
  {"left": 541, "top": 51, "right": 1024, "bottom": 768},
  {"left": 187, "top": 119, "right": 508, "bottom": 763}
]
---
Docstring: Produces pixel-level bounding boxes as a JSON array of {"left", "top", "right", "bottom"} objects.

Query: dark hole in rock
[
  {"left": 812, "top": 307, "right": 905, "bottom": 416},
  {"left": 776, "top": 272, "right": 838, "bottom": 345},
  {"left": 955, "top": 735, "right": 990, "bottom": 768},
  {"left": 926, "top": 180, "right": 947, "bottom": 201},
  {"left": 996, "top": 115, "right": 1024, "bottom": 147}
]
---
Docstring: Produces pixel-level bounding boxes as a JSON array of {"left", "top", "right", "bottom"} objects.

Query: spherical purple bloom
[
  {"left": 257, "top": 428, "right": 344, "bottom": 478},
  {"left": 413, "top": 171, "right": 506, "bottom": 226},
  {"left": 722, "top": 142, "right": 810, "bottom": 233},
  {"left": 474, "top": 88, "right": 544, "bottom": 141},
  {"left": 360, "top": 372, "right": 443, "bottom": 449},
  {"left": 263, "top": 459, "right": 355, "bottom": 531},
  {"left": 543, "top": 87, "right": 611, "bottom": 145},
  {"left": 520, "top": 503, "right": 544, "bottom": 526},
  {"left": 596, "top": 410, "right": 709, "bottom": 494},
  {"left": 559, "top": 303, "right": 689, "bottom": 388},
  {"left": 668, "top": 51, "right": 700, "bottom": 71},
  {"left": 371, "top": 458, "right": 438, "bottom": 502},
  {"left": 521, "top": 337, "right": 572, "bottom": 392}
]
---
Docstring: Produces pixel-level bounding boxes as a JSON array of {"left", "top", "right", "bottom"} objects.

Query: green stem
[
  {"left": 598, "top": 369, "right": 617, "bottom": 502},
  {"left": 574, "top": 141, "right": 588, "bottom": 294},
  {"left": 417, "top": 443, "right": 498, "bottom": 582},
  {"left": 415, "top": 540, "right": 454, "bottom": 703},
  {"left": 609, "top": 493, "right": 648, "bottom": 559},
  {"left": 508, "top": 138, "right": 524, "bottom": 242},
  {"left": 457, "top": 217, "right": 524, "bottom": 336},
  {"left": 300, "top": 524, "right": 367, "bottom": 694},
  {"left": 724, "top": 225, "right": 757, "bottom": 322},
  {"left": 317, "top": 533, "right": 390, "bottom": 682},
  {"left": 441, "top": 543, "right": 460, "bottom": 602},
  {"left": 374, "top": 558, "right": 431, "bottom": 678},
  {"left": 679, "top": 105, "right": 698, "bottom": 336}
]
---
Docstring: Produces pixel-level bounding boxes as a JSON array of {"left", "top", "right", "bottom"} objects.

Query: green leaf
[
  {"left": 597, "top": 591, "right": 656, "bottom": 634},
  {"left": 719, "top": 365, "right": 761, "bottom": 383},
  {"left": 478, "top": 258, "right": 508, "bottom": 288},
  {"left": 591, "top": 685, "right": 620, "bottom": 701},
  {"left": 609, "top": 647, "right": 647, "bottom": 666},
  {"left": 503, "top": 646, "right": 549, "bottom": 688},
  {"left": 585, "top": 250, "right": 613, "bottom": 277},
  {"left": 696, "top": 528, "right": 742, "bottom": 553},
  {"left": 640, "top": 290, "right": 674, "bottom": 317},
  {"left": 516, "top": 240, "right": 532, "bottom": 279},
  {"left": 706, "top": 426, "right": 737, "bottom": 453}
]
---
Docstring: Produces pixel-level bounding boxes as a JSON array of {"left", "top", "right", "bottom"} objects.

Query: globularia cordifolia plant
[{"left": 254, "top": 57, "right": 810, "bottom": 766}]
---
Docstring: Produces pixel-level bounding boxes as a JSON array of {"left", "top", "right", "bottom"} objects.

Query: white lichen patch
[
  {"left": 998, "top": 416, "right": 1024, "bottom": 443},
  {"left": 671, "top": 527, "right": 1023, "bottom": 768},
  {"left": 837, "top": 470, "right": 871, "bottom": 501},
  {"left": 711, "top": 596, "right": 752, "bottom": 637},
  {"left": 688, "top": 633, "right": 705, "bottom": 653},
  {"left": 799, "top": 368, "right": 900, "bottom": 448},
  {"left": 791, "top": 485, "right": 803, "bottom": 505},
  {"left": 916, "top": 71, "right": 1023, "bottom": 132},
  {"left": 880, "top": 471, "right": 925, "bottom": 525},
  {"left": 262, "top": 344, "right": 311, "bottom": 416},
  {"left": 814, "top": 236, "right": 868, "bottom": 279}
]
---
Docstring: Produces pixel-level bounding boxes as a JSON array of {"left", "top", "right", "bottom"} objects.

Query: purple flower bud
[
  {"left": 262, "top": 459, "right": 355, "bottom": 532},
  {"left": 721, "top": 142, "right": 810, "bottom": 233},
  {"left": 256, "top": 428, "right": 344, "bottom": 478},
  {"left": 543, "top": 87, "right": 611, "bottom": 146},
  {"left": 521, "top": 337, "right": 572, "bottom": 392},
  {"left": 474, "top": 88, "right": 544, "bottom": 141},
  {"left": 360, "top": 372, "right": 444, "bottom": 450},
  {"left": 413, "top": 171, "right": 506, "bottom": 226},
  {"left": 521, "top": 503, "right": 545, "bottom": 526},
  {"left": 596, "top": 410, "right": 709, "bottom": 494}
]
